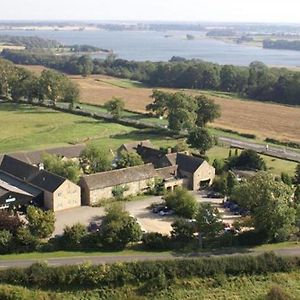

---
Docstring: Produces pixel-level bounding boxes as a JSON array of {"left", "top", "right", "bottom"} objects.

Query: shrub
[
  {"left": 61, "top": 223, "right": 88, "bottom": 250},
  {"left": 265, "top": 286, "right": 292, "bottom": 300},
  {"left": 0, "top": 230, "right": 13, "bottom": 254},
  {"left": 142, "top": 232, "right": 170, "bottom": 251},
  {"left": 164, "top": 188, "right": 198, "bottom": 219}
]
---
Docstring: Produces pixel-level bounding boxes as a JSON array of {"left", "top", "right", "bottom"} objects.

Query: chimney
[{"left": 167, "top": 148, "right": 172, "bottom": 154}]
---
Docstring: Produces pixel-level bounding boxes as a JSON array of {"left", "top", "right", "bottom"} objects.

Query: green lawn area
[
  {"left": 95, "top": 77, "right": 147, "bottom": 89},
  {"left": 0, "top": 249, "right": 171, "bottom": 261},
  {"left": 0, "top": 103, "right": 174, "bottom": 154},
  {"left": 207, "top": 146, "right": 297, "bottom": 176}
]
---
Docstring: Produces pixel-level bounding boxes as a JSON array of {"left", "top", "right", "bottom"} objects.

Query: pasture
[{"left": 0, "top": 103, "right": 175, "bottom": 154}]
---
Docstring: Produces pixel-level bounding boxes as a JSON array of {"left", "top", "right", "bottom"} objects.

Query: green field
[
  {"left": 0, "top": 103, "right": 174, "bottom": 154},
  {"left": 0, "top": 271, "right": 299, "bottom": 299},
  {"left": 207, "top": 146, "right": 297, "bottom": 176}
]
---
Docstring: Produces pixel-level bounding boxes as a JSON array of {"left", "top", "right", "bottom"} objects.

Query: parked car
[
  {"left": 159, "top": 207, "right": 175, "bottom": 216},
  {"left": 152, "top": 205, "right": 165, "bottom": 214},
  {"left": 88, "top": 221, "right": 101, "bottom": 233},
  {"left": 207, "top": 191, "right": 223, "bottom": 198}
]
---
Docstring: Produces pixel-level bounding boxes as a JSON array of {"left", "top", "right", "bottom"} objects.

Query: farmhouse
[
  {"left": 0, "top": 155, "right": 81, "bottom": 211},
  {"left": 80, "top": 164, "right": 157, "bottom": 205},
  {"left": 119, "top": 142, "right": 215, "bottom": 190}
]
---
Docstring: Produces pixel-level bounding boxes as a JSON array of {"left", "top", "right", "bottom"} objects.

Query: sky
[{"left": 1, "top": 0, "right": 300, "bottom": 23}]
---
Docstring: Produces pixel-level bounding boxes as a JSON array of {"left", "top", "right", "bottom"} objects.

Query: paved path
[
  {"left": 1, "top": 247, "right": 300, "bottom": 269},
  {"left": 219, "top": 137, "right": 300, "bottom": 162}
]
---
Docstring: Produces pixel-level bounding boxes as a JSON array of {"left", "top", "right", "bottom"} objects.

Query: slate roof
[
  {"left": 81, "top": 163, "right": 157, "bottom": 190},
  {"left": 0, "top": 155, "right": 39, "bottom": 181},
  {"left": 28, "top": 170, "right": 66, "bottom": 193},
  {"left": 6, "top": 144, "right": 85, "bottom": 165},
  {"left": 175, "top": 153, "right": 205, "bottom": 173},
  {"left": 156, "top": 166, "right": 178, "bottom": 180},
  {"left": 0, "top": 171, "right": 42, "bottom": 197},
  {"left": 121, "top": 140, "right": 154, "bottom": 153}
]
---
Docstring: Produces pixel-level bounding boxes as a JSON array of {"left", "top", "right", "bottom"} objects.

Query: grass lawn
[
  {"left": 0, "top": 103, "right": 175, "bottom": 154},
  {"left": 0, "top": 249, "right": 171, "bottom": 261}
]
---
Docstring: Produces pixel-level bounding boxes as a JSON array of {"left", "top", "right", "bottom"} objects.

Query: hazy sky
[{"left": 1, "top": 0, "right": 300, "bottom": 23}]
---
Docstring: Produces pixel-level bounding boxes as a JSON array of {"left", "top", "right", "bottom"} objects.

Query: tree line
[
  {"left": 263, "top": 39, "right": 300, "bottom": 51},
  {"left": 2, "top": 49, "right": 300, "bottom": 106},
  {"left": 0, "top": 58, "right": 80, "bottom": 105}
]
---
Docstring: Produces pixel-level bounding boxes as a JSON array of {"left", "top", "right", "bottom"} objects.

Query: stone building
[
  {"left": 80, "top": 164, "right": 157, "bottom": 205},
  {"left": 0, "top": 155, "right": 81, "bottom": 211}
]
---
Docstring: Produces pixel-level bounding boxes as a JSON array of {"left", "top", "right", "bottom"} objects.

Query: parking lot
[{"left": 54, "top": 192, "right": 241, "bottom": 236}]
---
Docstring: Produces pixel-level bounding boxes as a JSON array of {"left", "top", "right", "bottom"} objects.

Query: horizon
[{"left": 1, "top": 0, "right": 300, "bottom": 24}]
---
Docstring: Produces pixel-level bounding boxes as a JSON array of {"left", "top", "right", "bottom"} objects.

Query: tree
[
  {"left": 231, "top": 172, "right": 296, "bottom": 242},
  {"left": 80, "top": 144, "right": 112, "bottom": 174},
  {"left": 104, "top": 97, "right": 125, "bottom": 119},
  {"left": 63, "top": 80, "right": 80, "bottom": 108},
  {"left": 42, "top": 153, "right": 80, "bottom": 183},
  {"left": 212, "top": 175, "right": 228, "bottom": 196},
  {"left": 195, "top": 95, "right": 221, "bottom": 127},
  {"left": 227, "top": 149, "right": 266, "bottom": 171},
  {"left": 39, "top": 69, "right": 68, "bottom": 105},
  {"left": 77, "top": 55, "right": 93, "bottom": 77},
  {"left": 164, "top": 188, "right": 198, "bottom": 219},
  {"left": 15, "top": 227, "right": 39, "bottom": 251},
  {"left": 99, "top": 204, "right": 142, "bottom": 249},
  {"left": 281, "top": 172, "right": 292, "bottom": 186},
  {"left": 196, "top": 203, "right": 223, "bottom": 242},
  {"left": 112, "top": 185, "right": 129, "bottom": 200},
  {"left": 212, "top": 158, "right": 225, "bottom": 175},
  {"left": 26, "top": 206, "right": 55, "bottom": 239},
  {"left": 171, "top": 219, "right": 196, "bottom": 243},
  {"left": 116, "top": 150, "right": 143, "bottom": 169},
  {"left": 0, "top": 211, "right": 23, "bottom": 234},
  {"left": 227, "top": 171, "right": 238, "bottom": 196},
  {"left": 61, "top": 223, "right": 87, "bottom": 250},
  {"left": 187, "top": 127, "right": 214, "bottom": 155},
  {"left": 0, "top": 230, "right": 13, "bottom": 254},
  {"left": 295, "top": 163, "right": 300, "bottom": 184}
]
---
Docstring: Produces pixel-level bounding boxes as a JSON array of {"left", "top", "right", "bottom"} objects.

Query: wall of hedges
[{"left": 0, "top": 253, "right": 297, "bottom": 289}]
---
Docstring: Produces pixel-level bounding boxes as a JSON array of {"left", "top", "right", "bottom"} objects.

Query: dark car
[
  {"left": 152, "top": 205, "right": 165, "bottom": 213},
  {"left": 88, "top": 221, "right": 101, "bottom": 233},
  {"left": 207, "top": 192, "right": 223, "bottom": 198}
]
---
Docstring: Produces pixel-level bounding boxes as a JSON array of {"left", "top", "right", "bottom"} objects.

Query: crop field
[
  {"left": 20, "top": 65, "right": 300, "bottom": 143},
  {"left": 0, "top": 103, "right": 176, "bottom": 154},
  {"left": 71, "top": 74, "right": 300, "bottom": 143}
]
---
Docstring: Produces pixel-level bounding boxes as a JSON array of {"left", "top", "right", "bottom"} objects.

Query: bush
[
  {"left": 142, "top": 232, "right": 170, "bottom": 251},
  {"left": 266, "top": 286, "right": 292, "bottom": 300},
  {"left": 164, "top": 188, "right": 198, "bottom": 218},
  {"left": 61, "top": 223, "right": 88, "bottom": 250},
  {"left": 0, "top": 230, "right": 13, "bottom": 254}
]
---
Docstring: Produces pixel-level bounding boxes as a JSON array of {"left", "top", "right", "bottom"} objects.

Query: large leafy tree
[
  {"left": 231, "top": 172, "right": 296, "bottom": 242},
  {"left": 187, "top": 127, "right": 214, "bottom": 155},
  {"left": 196, "top": 203, "right": 223, "bottom": 241},
  {"left": 42, "top": 153, "right": 80, "bottom": 183},
  {"left": 80, "top": 144, "right": 112, "bottom": 174},
  {"left": 195, "top": 95, "right": 221, "bottom": 127},
  {"left": 116, "top": 150, "right": 143, "bottom": 169},
  {"left": 99, "top": 204, "right": 142, "bottom": 250},
  {"left": 104, "top": 97, "right": 125, "bottom": 119},
  {"left": 26, "top": 206, "right": 55, "bottom": 239}
]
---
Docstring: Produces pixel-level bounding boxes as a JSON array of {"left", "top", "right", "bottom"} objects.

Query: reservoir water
[{"left": 1, "top": 29, "right": 300, "bottom": 67}]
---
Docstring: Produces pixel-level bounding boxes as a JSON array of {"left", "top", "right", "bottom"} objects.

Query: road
[
  {"left": 219, "top": 137, "right": 300, "bottom": 162},
  {"left": 1, "top": 247, "right": 300, "bottom": 269}
]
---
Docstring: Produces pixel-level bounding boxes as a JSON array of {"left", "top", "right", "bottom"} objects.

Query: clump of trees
[
  {"left": 0, "top": 58, "right": 80, "bottom": 106},
  {"left": 104, "top": 97, "right": 125, "bottom": 119},
  {"left": 42, "top": 153, "right": 80, "bottom": 183},
  {"left": 0, "top": 207, "right": 55, "bottom": 254},
  {"left": 116, "top": 150, "right": 143, "bottom": 169}
]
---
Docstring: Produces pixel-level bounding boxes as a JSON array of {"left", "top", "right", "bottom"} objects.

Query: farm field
[
  {"left": 0, "top": 103, "right": 175, "bottom": 154},
  {"left": 0, "top": 271, "right": 299, "bottom": 299},
  {"left": 21, "top": 65, "right": 300, "bottom": 143}
]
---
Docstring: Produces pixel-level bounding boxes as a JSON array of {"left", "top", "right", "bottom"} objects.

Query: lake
[{"left": 1, "top": 29, "right": 300, "bottom": 67}]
